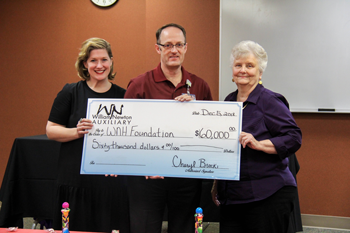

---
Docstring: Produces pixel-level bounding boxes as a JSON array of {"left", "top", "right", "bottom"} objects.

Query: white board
[{"left": 220, "top": 0, "right": 350, "bottom": 113}]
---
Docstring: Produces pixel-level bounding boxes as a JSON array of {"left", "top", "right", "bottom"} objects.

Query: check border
[{"left": 81, "top": 99, "right": 242, "bottom": 180}]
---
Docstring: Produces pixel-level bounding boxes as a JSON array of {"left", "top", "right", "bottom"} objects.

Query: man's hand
[
  {"left": 175, "top": 94, "right": 195, "bottom": 102},
  {"left": 145, "top": 176, "right": 164, "bottom": 179}
]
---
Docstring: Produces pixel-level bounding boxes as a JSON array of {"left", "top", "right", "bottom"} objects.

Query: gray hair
[{"left": 229, "top": 40, "right": 268, "bottom": 73}]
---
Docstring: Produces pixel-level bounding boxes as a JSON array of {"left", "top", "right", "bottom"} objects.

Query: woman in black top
[{"left": 46, "top": 38, "right": 129, "bottom": 232}]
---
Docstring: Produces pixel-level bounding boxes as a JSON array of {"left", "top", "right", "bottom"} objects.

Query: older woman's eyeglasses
[{"left": 157, "top": 43, "right": 186, "bottom": 50}]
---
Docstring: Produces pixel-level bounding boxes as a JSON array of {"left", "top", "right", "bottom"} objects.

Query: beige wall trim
[{"left": 302, "top": 214, "right": 350, "bottom": 230}]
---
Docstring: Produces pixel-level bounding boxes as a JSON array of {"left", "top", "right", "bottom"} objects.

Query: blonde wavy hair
[{"left": 75, "top": 38, "right": 115, "bottom": 80}]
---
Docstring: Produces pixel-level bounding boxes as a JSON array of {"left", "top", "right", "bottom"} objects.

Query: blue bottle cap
[{"left": 195, "top": 207, "right": 203, "bottom": 214}]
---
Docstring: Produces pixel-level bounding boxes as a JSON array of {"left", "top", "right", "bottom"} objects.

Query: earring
[
  {"left": 259, "top": 80, "right": 262, "bottom": 84},
  {"left": 232, "top": 78, "right": 235, "bottom": 83}
]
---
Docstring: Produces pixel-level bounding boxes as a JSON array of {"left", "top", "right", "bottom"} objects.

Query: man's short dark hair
[{"left": 156, "top": 23, "right": 186, "bottom": 44}]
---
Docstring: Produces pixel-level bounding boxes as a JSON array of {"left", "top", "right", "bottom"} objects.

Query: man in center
[{"left": 124, "top": 23, "right": 213, "bottom": 233}]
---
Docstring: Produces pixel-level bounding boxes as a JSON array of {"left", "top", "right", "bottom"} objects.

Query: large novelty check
[{"left": 81, "top": 99, "right": 242, "bottom": 180}]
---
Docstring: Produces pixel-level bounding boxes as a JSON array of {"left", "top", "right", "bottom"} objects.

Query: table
[{"left": 0, "top": 135, "right": 60, "bottom": 228}]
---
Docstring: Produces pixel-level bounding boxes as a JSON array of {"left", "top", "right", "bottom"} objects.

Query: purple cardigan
[{"left": 217, "top": 84, "right": 302, "bottom": 204}]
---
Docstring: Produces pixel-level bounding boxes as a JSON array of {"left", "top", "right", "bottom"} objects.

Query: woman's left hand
[
  {"left": 239, "top": 132, "right": 277, "bottom": 154},
  {"left": 239, "top": 132, "right": 260, "bottom": 150}
]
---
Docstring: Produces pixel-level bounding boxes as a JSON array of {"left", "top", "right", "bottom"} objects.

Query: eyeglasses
[{"left": 157, "top": 43, "right": 186, "bottom": 50}]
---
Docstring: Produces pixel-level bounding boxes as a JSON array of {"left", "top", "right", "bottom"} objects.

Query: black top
[
  {"left": 48, "top": 81, "right": 129, "bottom": 232},
  {"left": 49, "top": 81, "right": 125, "bottom": 185}
]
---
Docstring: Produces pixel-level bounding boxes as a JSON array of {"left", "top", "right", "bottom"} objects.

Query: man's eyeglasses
[{"left": 157, "top": 43, "right": 186, "bottom": 50}]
